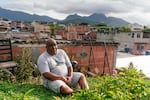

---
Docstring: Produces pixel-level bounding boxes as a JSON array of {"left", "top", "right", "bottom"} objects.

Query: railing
[{"left": 0, "top": 38, "right": 17, "bottom": 77}]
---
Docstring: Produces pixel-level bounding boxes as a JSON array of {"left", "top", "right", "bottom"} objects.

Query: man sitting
[{"left": 37, "top": 38, "right": 89, "bottom": 94}]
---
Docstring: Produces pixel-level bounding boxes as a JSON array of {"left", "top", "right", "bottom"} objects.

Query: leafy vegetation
[
  {"left": 1, "top": 47, "right": 150, "bottom": 99},
  {"left": 142, "top": 28, "right": 150, "bottom": 32},
  {"left": 96, "top": 23, "right": 112, "bottom": 33},
  {"left": 96, "top": 23, "right": 131, "bottom": 33},
  {"left": 14, "top": 47, "right": 40, "bottom": 83},
  {"left": 0, "top": 67, "right": 150, "bottom": 100},
  {"left": 0, "top": 82, "right": 57, "bottom": 100},
  {"left": 119, "top": 26, "right": 131, "bottom": 32},
  {"left": 49, "top": 23, "right": 56, "bottom": 37}
]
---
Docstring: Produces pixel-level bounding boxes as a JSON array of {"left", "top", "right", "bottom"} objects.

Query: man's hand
[
  {"left": 60, "top": 76, "right": 72, "bottom": 84},
  {"left": 60, "top": 76, "right": 68, "bottom": 82},
  {"left": 66, "top": 76, "right": 72, "bottom": 84},
  {"left": 66, "top": 66, "right": 73, "bottom": 84}
]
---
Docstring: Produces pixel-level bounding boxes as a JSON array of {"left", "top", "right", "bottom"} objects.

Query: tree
[
  {"left": 49, "top": 23, "right": 55, "bottom": 38},
  {"left": 142, "top": 28, "right": 150, "bottom": 33},
  {"left": 120, "top": 26, "right": 131, "bottom": 32},
  {"left": 95, "top": 23, "right": 112, "bottom": 33}
]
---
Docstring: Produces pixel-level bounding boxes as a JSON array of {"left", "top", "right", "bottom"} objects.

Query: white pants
[{"left": 43, "top": 72, "right": 83, "bottom": 93}]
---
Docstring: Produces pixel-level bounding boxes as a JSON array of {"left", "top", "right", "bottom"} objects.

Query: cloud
[{"left": 0, "top": 0, "right": 150, "bottom": 25}]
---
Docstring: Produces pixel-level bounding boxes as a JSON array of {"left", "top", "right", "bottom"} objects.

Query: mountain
[
  {"left": 61, "top": 13, "right": 129, "bottom": 26},
  {"left": 64, "top": 14, "right": 82, "bottom": 21},
  {"left": 60, "top": 14, "right": 98, "bottom": 25},
  {"left": 88, "top": 13, "right": 106, "bottom": 22},
  {"left": 0, "top": 7, "right": 129, "bottom": 26},
  {"left": 0, "top": 7, "right": 57, "bottom": 22}
]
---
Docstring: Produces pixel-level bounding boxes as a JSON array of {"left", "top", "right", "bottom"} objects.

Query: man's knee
[
  {"left": 79, "top": 73, "right": 86, "bottom": 80},
  {"left": 60, "top": 84, "right": 73, "bottom": 94},
  {"left": 79, "top": 74, "right": 86, "bottom": 84},
  {"left": 78, "top": 73, "right": 89, "bottom": 89}
]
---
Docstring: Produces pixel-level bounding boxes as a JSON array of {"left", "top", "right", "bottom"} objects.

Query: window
[
  {"left": 128, "top": 33, "right": 131, "bottom": 36},
  {"left": 132, "top": 33, "right": 134, "bottom": 38},
  {"left": 137, "top": 33, "right": 140, "bottom": 38},
  {"left": 137, "top": 44, "right": 144, "bottom": 50}
]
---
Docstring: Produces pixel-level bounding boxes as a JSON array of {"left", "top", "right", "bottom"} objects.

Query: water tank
[
  {"left": 145, "top": 50, "right": 150, "bottom": 55},
  {"left": 124, "top": 48, "right": 130, "bottom": 53}
]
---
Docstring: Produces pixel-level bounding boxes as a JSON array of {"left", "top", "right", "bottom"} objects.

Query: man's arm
[
  {"left": 61, "top": 49, "right": 73, "bottom": 77},
  {"left": 43, "top": 72, "right": 67, "bottom": 82},
  {"left": 68, "top": 66, "right": 73, "bottom": 78},
  {"left": 65, "top": 66, "right": 73, "bottom": 84}
]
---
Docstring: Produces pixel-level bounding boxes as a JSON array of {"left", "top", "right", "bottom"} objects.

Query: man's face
[{"left": 46, "top": 39, "right": 58, "bottom": 55}]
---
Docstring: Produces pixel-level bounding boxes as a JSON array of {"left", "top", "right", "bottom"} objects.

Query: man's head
[{"left": 46, "top": 38, "right": 58, "bottom": 55}]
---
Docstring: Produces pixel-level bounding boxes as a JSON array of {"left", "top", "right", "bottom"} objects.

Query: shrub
[{"left": 14, "top": 47, "right": 40, "bottom": 83}]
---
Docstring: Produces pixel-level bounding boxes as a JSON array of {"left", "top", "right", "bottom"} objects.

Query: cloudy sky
[{"left": 0, "top": 0, "right": 150, "bottom": 25}]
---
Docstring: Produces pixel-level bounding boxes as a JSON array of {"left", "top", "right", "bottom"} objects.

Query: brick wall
[{"left": 12, "top": 43, "right": 117, "bottom": 76}]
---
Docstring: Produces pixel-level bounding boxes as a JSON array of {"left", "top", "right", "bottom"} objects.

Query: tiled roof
[{"left": 56, "top": 40, "right": 119, "bottom": 46}]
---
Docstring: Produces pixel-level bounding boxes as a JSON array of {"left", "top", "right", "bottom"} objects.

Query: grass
[
  {"left": 1, "top": 68, "right": 150, "bottom": 100},
  {"left": 0, "top": 77, "right": 103, "bottom": 100},
  {"left": 0, "top": 81, "right": 64, "bottom": 100}
]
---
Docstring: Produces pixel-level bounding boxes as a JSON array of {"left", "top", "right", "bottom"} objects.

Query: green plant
[
  {"left": 1, "top": 65, "right": 150, "bottom": 99},
  {"left": 0, "top": 68, "right": 15, "bottom": 82},
  {"left": 86, "top": 67, "right": 150, "bottom": 100},
  {"left": 14, "top": 47, "right": 36, "bottom": 83},
  {"left": 119, "top": 26, "right": 131, "bottom": 32}
]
